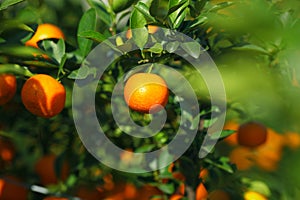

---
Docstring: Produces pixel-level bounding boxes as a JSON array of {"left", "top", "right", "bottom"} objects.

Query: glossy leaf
[
  {"left": 0, "top": 0, "right": 24, "bottom": 10},
  {"left": 77, "top": 8, "right": 97, "bottom": 58},
  {"left": 130, "top": 8, "right": 148, "bottom": 49},
  {"left": 134, "top": 2, "right": 156, "bottom": 23},
  {"left": 150, "top": 0, "right": 169, "bottom": 22}
]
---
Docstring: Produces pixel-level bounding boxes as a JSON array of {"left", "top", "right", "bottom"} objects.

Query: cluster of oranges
[
  {"left": 0, "top": 24, "right": 66, "bottom": 118},
  {"left": 223, "top": 120, "right": 300, "bottom": 172}
]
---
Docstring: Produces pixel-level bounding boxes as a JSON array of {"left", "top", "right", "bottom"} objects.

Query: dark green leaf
[
  {"left": 0, "top": 0, "right": 24, "bottom": 10},
  {"left": 134, "top": 2, "right": 156, "bottom": 23},
  {"left": 87, "top": 0, "right": 112, "bottom": 26},
  {"left": 181, "top": 42, "right": 201, "bottom": 58},
  {"left": 0, "top": 20, "right": 33, "bottom": 34},
  {"left": 77, "top": 8, "right": 97, "bottom": 58},
  {"left": 150, "top": 0, "right": 169, "bottom": 22},
  {"left": 168, "top": 0, "right": 188, "bottom": 28}
]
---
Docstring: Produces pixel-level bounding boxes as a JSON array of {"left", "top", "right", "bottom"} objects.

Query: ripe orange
[
  {"left": 0, "top": 74, "right": 17, "bottom": 106},
  {"left": 126, "top": 25, "right": 159, "bottom": 39},
  {"left": 199, "top": 168, "right": 209, "bottom": 182},
  {"left": 0, "top": 138, "right": 15, "bottom": 162},
  {"left": 284, "top": 131, "right": 300, "bottom": 150},
  {"left": 124, "top": 73, "right": 169, "bottom": 113},
  {"left": 76, "top": 185, "right": 104, "bottom": 200},
  {"left": 34, "top": 154, "right": 69, "bottom": 185},
  {"left": 208, "top": 190, "right": 231, "bottom": 200},
  {"left": 21, "top": 74, "right": 66, "bottom": 118},
  {"left": 237, "top": 122, "right": 267, "bottom": 148},
  {"left": 223, "top": 121, "right": 239, "bottom": 145},
  {"left": 25, "top": 23, "right": 65, "bottom": 48},
  {"left": 0, "top": 176, "right": 28, "bottom": 200},
  {"left": 229, "top": 147, "right": 254, "bottom": 171},
  {"left": 137, "top": 185, "right": 163, "bottom": 200},
  {"left": 244, "top": 191, "right": 267, "bottom": 200},
  {"left": 170, "top": 194, "right": 184, "bottom": 200},
  {"left": 253, "top": 128, "right": 284, "bottom": 171},
  {"left": 196, "top": 183, "right": 208, "bottom": 200}
]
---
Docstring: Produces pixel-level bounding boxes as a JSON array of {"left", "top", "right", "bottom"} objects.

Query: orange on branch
[
  {"left": 0, "top": 176, "right": 28, "bottom": 200},
  {"left": 124, "top": 73, "right": 169, "bottom": 113},
  {"left": 34, "top": 154, "right": 69, "bottom": 185},
  {"left": 0, "top": 74, "right": 17, "bottom": 106},
  {"left": 25, "top": 23, "right": 65, "bottom": 48},
  {"left": 237, "top": 122, "right": 267, "bottom": 148},
  {"left": 21, "top": 74, "right": 66, "bottom": 118}
]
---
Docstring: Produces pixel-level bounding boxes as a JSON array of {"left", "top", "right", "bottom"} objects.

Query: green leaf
[
  {"left": 108, "top": 0, "right": 137, "bottom": 13},
  {"left": 78, "top": 30, "right": 107, "bottom": 43},
  {"left": 0, "top": 0, "right": 24, "bottom": 10},
  {"left": 87, "top": 0, "right": 112, "bottom": 26},
  {"left": 130, "top": 8, "right": 148, "bottom": 49},
  {"left": 150, "top": 0, "right": 169, "bottom": 22},
  {"left": 166, "top": 41, "right": 180, "bottom": 53},
  {"left": 68, "top": 65, "right": 90, "bottom": 79},
  {"left": 156, "top": 183, "right": 175, "bottom": 194},
  {"left": 77, "top": 8, "right": 97, "bottom": 58},
  {"left": 232, "top": 44, "right": 269, "bottom": 54},
  {"left": 0, "top": 64, "right": 34, "bottom": 77},
  {"left": 168, "top": 0, "right": 188, "bottom": 28},
  {"left": 189, "top": 0, "right": 207, "bottom": 17},
  {"left": 0, "top": 45, "right": 45, "bottom": 58},
  {"left": 78, "top": 30, "right": 123, "bottom": 54},
  {"left": 41, "top": 39, "right": 65, "bottom": 63},
  {"left": 181, "top": 42, "right": 201, "bottom": 58},
  {"left": 148, "top": 43, "right": 163, "bottom": 54},
  {"left": 134, "top": 2, "right": 156, "bottom": 23},
  {"left": 0, "top": 20, "right": 33, "bottom": 35}
]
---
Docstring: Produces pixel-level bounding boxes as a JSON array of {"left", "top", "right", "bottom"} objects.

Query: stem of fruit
[{"left": 147, "top": 64, "right": 154, "bottom": 73}]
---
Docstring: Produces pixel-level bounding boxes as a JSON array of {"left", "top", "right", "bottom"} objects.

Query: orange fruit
[
  {"left": 208, "top": 190, "right": 231, "bottom": 200},
  {"left": 237, "top": 122, "right": 268, "bottom": 148},
  {"left": 21, "top": 74, "right": 66, "bottom": 118},
  {"left": 284, "top": 131, "right": 300, "bottom": 150},
  {"left": 0, "top": 176, "right": 28, "bottom": 200},
  {"left": 244, "top": 191, "right": 267, "bottom": 200},
  {"left": 229, "top": 147, "right": 254, "bottom": 171},
  {"left": 170, "top": 194, "right": 184, "bottom": 200},
  {"left": 0, "top": 74, "right": 17, "bottom": 106},
  {"left": 0, "top": 138, "right": 15, "bottom": 162},
  {"left": 196, "top": 183, "right": 208, "bottom": 200},
  {"left": 136, "top": 185, "right": 163, "bottom": 200},
  {"left": 126, "top": 25, "right": 159, "bottom": 39},
  {"left": 25, "top": 23, "right": 65, "bottom": 48},
  {"left": 124, "top": 73, "right": 169, "bottom": 113},
  {"left": 34, "top": 154, "right": 69, "bottom": 185},
  {"left": 253, "top": 128, "right": 283, "bottom": 171},
  {"left": 223, "top": 121, "right": 239, "bottom": 145},
  {"left": 103, "top": 182, "right": 138, "bottom": 200},
  {"left": 199, "top": 168, "right": 209, "bottom": 182},
  {"left": 76, "top": 185, "right": 104, "bottom": 200}
]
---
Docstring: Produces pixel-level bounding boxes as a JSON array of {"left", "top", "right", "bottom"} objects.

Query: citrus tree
[{"left": 0, "top": 0, "right": 300, "bottom": 199}]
